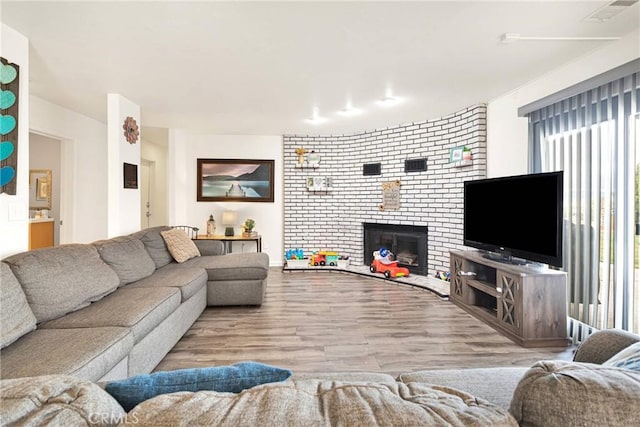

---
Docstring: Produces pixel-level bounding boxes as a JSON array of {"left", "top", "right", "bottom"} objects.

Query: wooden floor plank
[{"left": 157, "top": 268, "right": 575, "bottom": 376}]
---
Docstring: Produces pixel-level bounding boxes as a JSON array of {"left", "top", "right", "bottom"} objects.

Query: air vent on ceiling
[
  {"left": 583, "top": 0, "right": 638, "bottom": 22},
  {"left": 363, "top": 163, "right": 381, "bottom": 176},
  {"left": 404, "top": 158, "right": 427, "bottom": 173}
]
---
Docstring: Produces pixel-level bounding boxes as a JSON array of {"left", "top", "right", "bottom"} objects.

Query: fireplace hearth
[{"left": 363, "top": 223, "right": 428, "bottom": 276}]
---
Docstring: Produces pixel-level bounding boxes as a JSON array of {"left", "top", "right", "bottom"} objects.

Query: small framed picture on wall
[{"left": 123, "top": 162, "right": 138, "bottom": 189}]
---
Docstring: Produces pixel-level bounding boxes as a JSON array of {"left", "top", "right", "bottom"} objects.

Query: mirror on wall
[{"left": 29, "top": 169, "right": 52, "bottom": 210}]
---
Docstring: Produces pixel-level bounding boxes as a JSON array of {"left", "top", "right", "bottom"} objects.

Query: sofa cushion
[
  {"left": 186, "top": 252, "right": 269, "bottom": 281},
  {"left": 573, "top": 329, "right": 640, "bottom": 364},
  {"left": 0, "top": 375, "right": 126, "bottom": 426},
  {"left": 94, "top": 236, "right": 156, "bottom": 286},
  {"left": 0, "top": 327, "right": 133, "bottom": 381},
  {"left": 124, "top": 379, "right": 517, "bottom": 426},
  {"left": 603, "top": 342, "right": 640, "bottom": 371},
  {"left": 3, "top": 244, "right": 120, "bottom": 323},
  {"left": 510, "top": 360, "right": 640, "bottom": 426},
  {"left": 105, "top": 361, "right": 292, "bottom": 411},
  {"left": 397, "top": 367, "right": 528, "bottom": 410},
  {"left": 41, "top": 287, "right": 181, "bottom": 344},
  {"left": 130, "top": 226, "right": 173, "bottom": 269},
  {"left": 161, "top": 229, "right": 201, "bottom": 263},
  {"left": 127, "top": 264, "right": 207, "bottom": 302},
  {"left": 0, "top": 262, "right": 37, "bottom": 348}
]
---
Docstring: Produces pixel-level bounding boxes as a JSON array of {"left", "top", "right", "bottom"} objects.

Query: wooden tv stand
[{"left": 449, "top": 250, "right": 568, "bottom": 348}]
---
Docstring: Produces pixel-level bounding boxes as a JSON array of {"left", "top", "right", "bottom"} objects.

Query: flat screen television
[{"left": 463, "top": 171, "right": 563, "bottom": 267}]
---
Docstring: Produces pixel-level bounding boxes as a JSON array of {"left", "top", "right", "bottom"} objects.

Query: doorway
[
  {"left": 140, "top": 160, "right": 152, "bottom": 228},
  {"left": 29, "top": 133, "right": 62, "bottom": 246}
]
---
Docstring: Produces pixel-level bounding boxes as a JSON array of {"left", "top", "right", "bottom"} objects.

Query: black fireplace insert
[{"left": 363, "top": 223, "right": 428, "bottom": 276}]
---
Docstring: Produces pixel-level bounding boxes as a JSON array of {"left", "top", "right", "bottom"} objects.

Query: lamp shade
[{"left": 222, "top": 211, "right": 238, "bottom": 226}]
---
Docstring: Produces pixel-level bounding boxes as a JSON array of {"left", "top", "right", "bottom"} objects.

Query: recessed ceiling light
[
  {"left": 337, "top": 106, "right": 362, "bottom": 116},
  {"left": 306, "top": 107, "right": 327, "bottom": 124},
  {"left": 377, "top": 96, "right": 398, "bottom": 106}
]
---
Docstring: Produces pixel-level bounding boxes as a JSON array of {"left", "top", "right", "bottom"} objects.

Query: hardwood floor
[{"left": 157, "top": 268, "right": 575, "bottom": 376}]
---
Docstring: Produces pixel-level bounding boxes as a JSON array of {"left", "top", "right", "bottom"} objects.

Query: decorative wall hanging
[
  {"left": 379, "top": 180, "right": 401, "bottom": 211},
  {"left": 123, "top": 162, "right": 138, "bottom": 189},
  {"left": 0, "top": 57, "right": 20, "bottom": 195},
  {"left": 449, "top": 146, "right": 464, "bottom": 162},
  {"left": 295, "top": 147, "right": 307, "bottom": 166},
  {"left": 122, "top": 116, "right": 139, "bottom": 144},
  {"left": 197, "top": 158, "right": 274, "bottom": 202}
]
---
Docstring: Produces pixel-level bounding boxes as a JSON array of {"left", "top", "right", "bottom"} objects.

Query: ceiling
[{"left": 3, "top": 1, "right": 639, "bottom": 141}]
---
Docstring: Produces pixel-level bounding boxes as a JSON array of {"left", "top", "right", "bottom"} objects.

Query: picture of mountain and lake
[{"left": 200, "top": 161, "right": 272, "bottom": 199}]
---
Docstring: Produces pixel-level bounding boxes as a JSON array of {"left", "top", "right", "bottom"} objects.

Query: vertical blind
[{"left": 528, "top": 71, "right": 639, "bottom": 337}]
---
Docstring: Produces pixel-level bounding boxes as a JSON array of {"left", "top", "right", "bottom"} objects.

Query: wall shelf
[{"left": 452, "top": 160, "right": 473, "bottom": 167}]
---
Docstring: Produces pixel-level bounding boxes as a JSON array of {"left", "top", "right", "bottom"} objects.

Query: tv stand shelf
[{"left": 450, "top": 250, "right": 568, "bottom": 348}]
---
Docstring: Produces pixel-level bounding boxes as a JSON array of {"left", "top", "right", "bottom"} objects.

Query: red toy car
[{"left": 369, "top": 259, "right": 410, "bottom": 278}]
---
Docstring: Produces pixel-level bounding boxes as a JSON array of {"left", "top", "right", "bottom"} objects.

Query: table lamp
[{"left": 222, "top": 211, "right": 238, "bottom": 236}]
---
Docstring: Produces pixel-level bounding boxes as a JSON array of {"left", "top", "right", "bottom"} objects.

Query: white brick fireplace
[{"left": 283, "top": 104, "right": 487, "bottom": 275}]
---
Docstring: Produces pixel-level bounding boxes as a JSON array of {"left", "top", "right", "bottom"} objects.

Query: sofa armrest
[
  {"left": 573, "top": 329, "right": 640, "bottom": 364},
  {"left": 510, "top": 360, "right": 640, "bottom": 426},
  {"left": 193, "top": 240, "right": 225, "bottom": 256}
]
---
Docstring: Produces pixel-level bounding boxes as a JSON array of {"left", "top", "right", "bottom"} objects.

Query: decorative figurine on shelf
[
  {"left": 206, "top": 214, "right": 216, "bottom": 237},
  {"left": 370, "top": 247, "right": 410, "bottom": 278},
  {"left": 463, "top": 147, "right": 472, "bottom": 161},
  {"left": 307, "top": 150, "right": 320, "bottom": 167},
  {"left": 242, "top": 218, "right": 256, "bottom": 237},
  {"left": 295, "top": 147, "right": 307, "bottom": 166}
]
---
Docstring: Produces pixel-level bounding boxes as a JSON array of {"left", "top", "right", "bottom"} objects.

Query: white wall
[
  {"left": 29, "top": 96, "right": 108, "bottom": 244},
  {"left": 169, "top": 132, "right": 283, "bottom": 266},
  {"left": 107, "top": 94, "right": 141, "bottom": 237},
  {"left": 140, "top": 139, "right": 168, "bottom": 227},
  {"left": 487, "top": 29, "right": 640, "bottom": 178},
  {"left": 29, "top": 133, "right": 61, "bottom": 245},
  {"left": 0, "top": 24, "right": 29, "bottom": 258}
]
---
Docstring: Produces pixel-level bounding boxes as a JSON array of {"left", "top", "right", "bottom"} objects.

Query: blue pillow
[
  {"left": 603, "top": 342, "right": 640, "bottom": 372},
  {"left": 105, "top": 361, "right": 292, "bottom": 411}
]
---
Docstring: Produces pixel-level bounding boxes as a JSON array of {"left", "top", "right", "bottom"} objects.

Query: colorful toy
[
  {"left": 435, "top": 271, "right": 450, "bottom": 282},
  {"left": 285, "top": 248, "right": 305, "bottom": 260},
  {"left": 310, "top": 250, "right": 339, "bottom": 266},
  {"left": 370, "top": 247, "right": 410, "bottom": 278}
]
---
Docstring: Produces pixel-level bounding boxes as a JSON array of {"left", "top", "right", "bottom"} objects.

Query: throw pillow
[
  {"left": 0, "top": 263, "right": 37, "bottom": 348},
  {"left": 104, "top": 361, "right": 292, "bottom": 411},
  {"left": 160, "top": 228, "right": 201, "bottom": 263},
  {"left": 602, "top": 341, "right": 640, "bottom": 371}
]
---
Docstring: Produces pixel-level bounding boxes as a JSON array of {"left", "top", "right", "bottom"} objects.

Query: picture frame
[
  {"left": 29, "top": 169, "right": 52, "bottom": 210},
  {"left": 36, "top": 178, "right": 49, "bottom": 201},
  {"left": 197, "top": 159, "right": 275, "bottom": 202},
  {"left": 123, "top": 162, "right": 138, "bottom": 189},
  {"left": 449, "top": 146, "right": 464, "bottom": 162}
]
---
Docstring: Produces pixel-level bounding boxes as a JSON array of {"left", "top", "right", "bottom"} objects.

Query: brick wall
[{"left": 283, "top": 104, "right": 487, "bottom": 274}]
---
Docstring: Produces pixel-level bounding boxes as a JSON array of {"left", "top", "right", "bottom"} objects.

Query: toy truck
[
  {"left": 310, "top": 250, "right": 339, "bottom": 266},
  {"left": 370, "top": 248, "right": 410, "bottom": 278}
]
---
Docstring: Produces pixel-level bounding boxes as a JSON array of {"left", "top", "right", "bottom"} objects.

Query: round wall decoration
[{"left": 122, "top": 116, "right": 139, "bottom": 144}]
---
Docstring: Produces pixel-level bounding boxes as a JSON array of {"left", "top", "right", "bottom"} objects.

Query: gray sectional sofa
[
  {"left": 1, "top": 330, "right": 638, "bottom": 426},
  {"left": 0, "top": 226, "right": 269, "bottom": 382}
]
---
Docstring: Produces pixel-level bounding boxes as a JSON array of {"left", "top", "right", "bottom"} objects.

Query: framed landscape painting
[{"left": 197, "top": 159, "right": 275, "bottom": 202}]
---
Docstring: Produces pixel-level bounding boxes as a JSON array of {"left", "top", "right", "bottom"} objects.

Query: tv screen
[{"left": 463, "top": 171, "right": 563, "bottom": 267}]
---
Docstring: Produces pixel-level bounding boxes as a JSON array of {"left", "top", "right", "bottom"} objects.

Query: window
[{"left": 528, "top": 72, "right": 639, "bottom": 336}]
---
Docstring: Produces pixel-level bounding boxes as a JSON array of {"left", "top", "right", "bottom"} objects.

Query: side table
[{"left": 196, "top": 234, "right": 262, "bottom": 254}]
